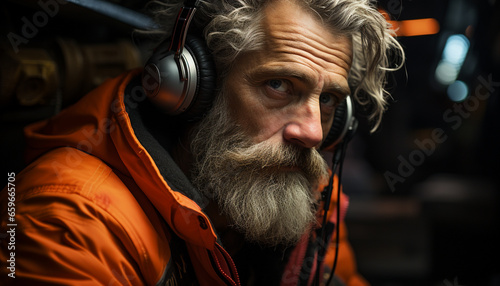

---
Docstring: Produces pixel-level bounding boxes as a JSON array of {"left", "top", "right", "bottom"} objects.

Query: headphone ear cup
[
  {"left": 180, "top": 34, "right": 217, "bottom": 122},
  {"left": 321, "top": 96, "right": 355, "bottom": 151},
  {"left": 141, "top": 34, "right": 216, "bottom": 122}
]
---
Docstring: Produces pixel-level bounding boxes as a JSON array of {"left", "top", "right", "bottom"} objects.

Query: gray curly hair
[{"left": 142, "top": 0, "right": 405, "bottom": 130}]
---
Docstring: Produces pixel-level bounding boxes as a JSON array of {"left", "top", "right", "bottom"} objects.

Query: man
[{"left": 0, "top": 0, "right": 403, "bottom": 285}]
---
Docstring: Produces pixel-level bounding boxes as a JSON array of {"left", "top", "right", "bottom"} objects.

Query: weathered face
[
  {"left": 225, "top": 0, "right": 353, "bottom": 150},
  {"left": 190, "top": 0, "right": 353, "bottom": 246}
]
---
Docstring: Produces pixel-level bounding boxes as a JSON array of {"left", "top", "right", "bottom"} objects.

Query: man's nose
[{"left": 282, "top": 99, "right": 323, "bottom": 149}]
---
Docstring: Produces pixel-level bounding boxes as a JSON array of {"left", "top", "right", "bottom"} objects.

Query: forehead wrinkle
[
  {"left": 257, "top": 1, "right": 352, "bottom": 96},
  {"left": 260, "top": 38, "right": 351, "bottom": 96},
  {"left": 266, "top": 37, "right": 352, "bottom": 93},
  {"left": 274, "top": 37, "right": 352, "bottom": 75},
  {"left": 266, "top": 23, "right": 352, "bottom": 73}
]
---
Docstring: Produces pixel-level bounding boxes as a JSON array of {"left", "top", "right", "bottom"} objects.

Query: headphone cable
[
  {"left": 325, "top": 137, "right": 348, "bottom": 286},
  {"left": 314, "top": 139, "right": 345, "bottom": 285},
  {"left": 315, "top": 134, "right": 351, "bottom": 286}
]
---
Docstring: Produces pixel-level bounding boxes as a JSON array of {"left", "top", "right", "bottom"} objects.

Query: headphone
[
  {"left": 141, "top": 0, "right": 357, "bottom": 151},
  {"left": 141, "top": 0, "right": 216, "bottom": 122}
]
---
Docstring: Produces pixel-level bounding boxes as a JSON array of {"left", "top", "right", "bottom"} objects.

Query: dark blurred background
[{"left": 1, "top": 0, "right": 499, "bottom": 285}]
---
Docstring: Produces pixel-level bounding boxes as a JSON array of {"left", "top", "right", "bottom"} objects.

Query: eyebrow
[{"left": 247, "top": 65, "right": 350, "bottom": 97}]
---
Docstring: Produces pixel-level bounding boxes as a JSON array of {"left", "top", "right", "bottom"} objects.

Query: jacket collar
[{"left": 125, "top": 75, "right": 209, "bottom": 208}]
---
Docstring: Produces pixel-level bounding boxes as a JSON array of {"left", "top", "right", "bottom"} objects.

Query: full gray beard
[{"left": 190, "top": 95, "right": 329, "bottom": 247}]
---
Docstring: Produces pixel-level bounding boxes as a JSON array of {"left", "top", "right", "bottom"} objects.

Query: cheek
[
  {"left": 237, "top": 105, "right": 284, "bottom": 142},
  {"left": 226, "top": 87, "right": 285, "bottom": 143},
  {"left": 225, "top": 86, "right": 261, "bottom": 134}
]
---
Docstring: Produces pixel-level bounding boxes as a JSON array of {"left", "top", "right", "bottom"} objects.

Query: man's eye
[
  {"left": 267, "top": 79, "right": 290, "bottom": 93},
  {"left": 319, "top": 93, "right": 337, "bottom": 107}
]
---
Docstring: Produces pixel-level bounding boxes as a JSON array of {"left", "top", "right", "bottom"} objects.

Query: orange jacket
[{"left": 0, "top": 69, "right": 368, "bottom": 286}]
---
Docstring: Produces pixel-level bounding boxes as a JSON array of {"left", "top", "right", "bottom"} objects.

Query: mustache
[{"left": 224, "top": 140, "right": 328, "bottom": 178}]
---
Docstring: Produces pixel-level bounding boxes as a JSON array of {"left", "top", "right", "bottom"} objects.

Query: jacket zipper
[{"left": 210, "top": 243, "right": 241, "bottom": 286}]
